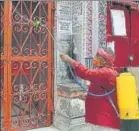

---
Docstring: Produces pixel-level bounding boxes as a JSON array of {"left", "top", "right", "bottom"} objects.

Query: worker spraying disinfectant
[
  {"left": 60, "top": 48, "right": 120, "bottom": 131},
  {"left": 60, "top": 49, "right": 139, "bottom": 131},
  {"left": 33, "top": 18, "right": 139, "bottom": 131}
]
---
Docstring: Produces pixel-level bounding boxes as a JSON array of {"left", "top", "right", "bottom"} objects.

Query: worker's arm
[
  {"left": 60, "top": 53, "right": 105, "bottom": 83},
  {"left": 72, "top": 61, "right": 105, "bottom": 82},
  {"left": 60, "top": 52, "right": 75, "bottom": 66}
]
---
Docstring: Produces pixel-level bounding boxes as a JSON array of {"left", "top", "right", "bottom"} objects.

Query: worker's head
[{"left": 93, "top": 48, "right": 115, "bottom": 67}]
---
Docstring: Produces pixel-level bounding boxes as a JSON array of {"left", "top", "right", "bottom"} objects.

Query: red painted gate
[
  {"left": 107, "top": 2, "right": 139, "bottom": 67},
  {"left": 0, "top": 1, "right": 54, "bottom": 131}
]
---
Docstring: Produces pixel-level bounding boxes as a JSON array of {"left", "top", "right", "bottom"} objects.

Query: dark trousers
[{"left": 120, "top": 120, "right": 139, "bottom": 131}]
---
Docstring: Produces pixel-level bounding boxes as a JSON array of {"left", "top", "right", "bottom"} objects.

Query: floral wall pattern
[
  {"left": 85, "top": 1, "right": 93, "bottom": 57},
  {"left": 72, "top": 1, "right": 85, "bottom": 64},
  {"left": 98, "top": 0, "right": 107, "bottom": 48}
]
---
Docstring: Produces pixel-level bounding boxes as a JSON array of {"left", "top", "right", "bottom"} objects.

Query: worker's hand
[
  {"left": 60, "top": 52, "right": 75, "bottom": 65},
  {"left": 78, "top": 92, "right": 87, "bottom": 100},
  {"left": 60, "top": 52, "right": 70, "bottom": 63}
]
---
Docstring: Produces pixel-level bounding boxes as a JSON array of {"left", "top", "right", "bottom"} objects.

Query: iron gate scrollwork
[
  {"left": 0, "top": 1, "right": 4, "bottom": 130},
  {"left": 0, "top": 1, "right": 54, "bottom": 131}
]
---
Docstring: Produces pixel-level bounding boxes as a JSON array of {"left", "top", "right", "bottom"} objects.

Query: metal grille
[
  {"left": 0, "top": 1, "right": 54, "bottom": 131},
  {"left": 12, "top": 1, "right": 48, "bottom": 57},
  {"left": 85, "top": 57, "right": 93, "bottom": 69},
  {"left": 0, "top": 1, "right": 4, "bottom": 130},
  {"left": 0, "top": 61, "right": 4, "bottom": 130}
]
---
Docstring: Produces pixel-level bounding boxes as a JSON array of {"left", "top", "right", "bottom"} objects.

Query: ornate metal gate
[{"left": 0, "top": 1, "right": 54, "bottom": 131}]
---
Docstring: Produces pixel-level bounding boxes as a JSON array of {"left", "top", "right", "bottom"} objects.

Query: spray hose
[
  {"left": 67, "top": 64, "right": 115, "bottom": 97},
  {"left": 68, "top": 64, "right": 119, "bottom": 117}
]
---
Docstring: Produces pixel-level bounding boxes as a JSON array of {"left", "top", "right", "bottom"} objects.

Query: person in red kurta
[{"left": 60, "top": 48, "right": 120, "bottom": 131}]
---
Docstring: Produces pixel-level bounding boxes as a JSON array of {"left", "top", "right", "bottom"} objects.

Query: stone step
[{"left": 27, "top": 126, "right": 61, "bottom": 131}]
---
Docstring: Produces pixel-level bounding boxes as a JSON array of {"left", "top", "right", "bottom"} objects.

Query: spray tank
[{"left": 116, "top": 69, "right": 139, "bottom": 119}]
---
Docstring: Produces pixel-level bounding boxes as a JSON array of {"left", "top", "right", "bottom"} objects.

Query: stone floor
[{"left": 27, "top": 126, "right": 61, "bottom": 131}]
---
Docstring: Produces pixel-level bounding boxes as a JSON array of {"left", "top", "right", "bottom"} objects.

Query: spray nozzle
[{"left": 34, "top": 20, "right": 41, "bottom": 28}]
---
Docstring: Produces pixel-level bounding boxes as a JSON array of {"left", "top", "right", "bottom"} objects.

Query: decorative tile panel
[
  {"left": 55, "top": 96, "right": 85, "bottom": 118},
  {"left": 72, "top": 1, "right": 85, "bottom": 64},
  {"left": 98, "top": 0, "right": 107, "bottom": 48},
  {"left": 85, "top": 1, "right": 93, "bottom": 57},
  {"left": 53, "top": 113, "right": 91, "bottom": 131}
]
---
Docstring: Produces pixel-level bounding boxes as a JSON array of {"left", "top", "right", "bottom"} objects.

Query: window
[{"left": 110, "top": 9, "right": 127, "bottom": 36}]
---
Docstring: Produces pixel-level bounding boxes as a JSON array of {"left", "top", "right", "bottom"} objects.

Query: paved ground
[{"left": 27, "top": 126, "right": 61, "bottom": 131}]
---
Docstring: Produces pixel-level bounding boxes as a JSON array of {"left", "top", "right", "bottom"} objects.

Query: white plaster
[
  {"left": 27, "top": 126, "right": 61, "bottom": 131},
  {"left": 92, "top": 1, "right": 99, "bottom": 57},
  {"left": 110, "top": 9, "right": 126, "bottom": 36},
  {"left": 70, "top": 98, "right": 85, "bottom": 111}
]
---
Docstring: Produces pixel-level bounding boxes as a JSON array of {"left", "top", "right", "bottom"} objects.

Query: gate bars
[{"left": 0, "top": 1, "right": 54, "bottom": 131}]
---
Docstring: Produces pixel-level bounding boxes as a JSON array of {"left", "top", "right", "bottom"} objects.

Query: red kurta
[{"left": 73, "top": 61, "right": 120, "bottom": 129}]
